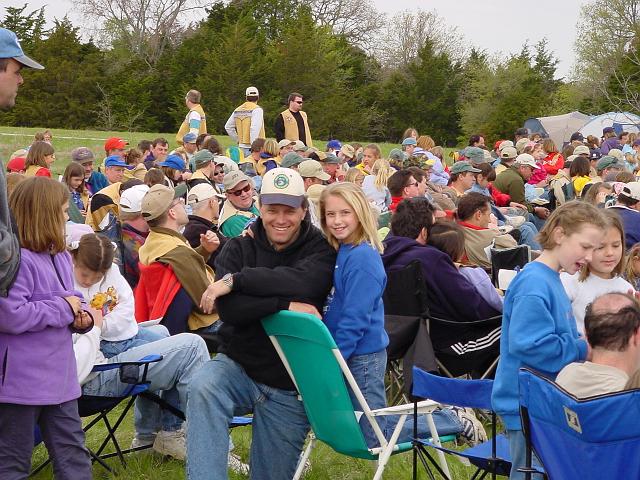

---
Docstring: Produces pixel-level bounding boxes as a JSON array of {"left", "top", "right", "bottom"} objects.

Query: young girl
[
  {"left": 570, "top": 156, "right": 592, "bottom": 197},
  {"left": 63, "top": 161, "right": 90, "bottom": 218},
  {"left": 0, "top": 177, "right": 92, "bottom": 478},
  {"left": 582, "top": 181, "right": 613, "bottom": 206},
  {"left": 623, "top": 243, "right": 640, "bottom": 290},
  {"left": 70, "top": 232, "right": 168, "bottom": 358},
  {"left": 492, "top": 200, "right": 608, "bottom": 479},
  {"left": 361, "top": 158, "right": 392, "bottom": 212},
  {"left": 561, "top": 210, "right": 633, "bottom": 335},
  {"left": 123, "top": 147, "right": 148, "bottom": 181},
  {"left": 24, "top": 140, "right": 55, "bottom": 177},
  {"left": 356, "top": 143, "right": 381, "bottom": 175},
  {"left": 344, "top": 167, "right": 365, "bottom": 187}
]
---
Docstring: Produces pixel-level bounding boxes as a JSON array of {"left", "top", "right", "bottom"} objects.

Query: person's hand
[
  {"left": 72, "top": 311, "right": 93, "bottom": 331},
  {"left": 64, "top": 296, "right": 82, "bottom": 315},
  {"left": 534, "top": 206, "right": 550, "bottom": 219},
  {"left": 89, "top": 307, "right": 104, "bottom": 329},
  {"left": 200, "top": 230, "right": 220, "bottom": 253},
  {"left": 536, "top": 179, "right": 548, "bottom": 188},
  {"left": 288, "top": 302, "right": 321, "bottom": 319},
  {"left": 509, "top": 202, "right": 526, "bottom": 210},
  {"left": 200, "top": 280, "right": 232, "bottom": 314},
  {"left": 181, "top": 171, "right": 193, "bottom": 181},
  {"left": 628, "top": 288, "right": 640, "bottom": 304}
]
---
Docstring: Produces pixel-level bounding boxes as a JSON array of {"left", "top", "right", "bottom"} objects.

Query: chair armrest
[
  {"left": 91, "top": 354, "right": 163, "bottom": 372},
  {"left": 370, "top": 399, "right": 440, "bottom": 416}
]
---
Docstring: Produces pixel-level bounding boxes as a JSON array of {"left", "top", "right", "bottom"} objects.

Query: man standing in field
[
  {"left": 274, "top": 92, "right": 313, "bottom": 147},
  {"left": 0, "top": 28, "right": 44, "bottom": 296},
  {"left": 224, "top": 86, "right": 265, "bottom": 157},
  {"left": 176, "top": 90, "right": 207, "bottom": 145}
]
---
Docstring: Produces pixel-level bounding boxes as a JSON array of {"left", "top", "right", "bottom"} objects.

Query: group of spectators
[{"left": 4, "top": 26, "right": 640, "bottom": 480}]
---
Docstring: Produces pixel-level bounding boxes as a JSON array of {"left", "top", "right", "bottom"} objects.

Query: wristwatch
[{"left": 222, "top": 273, "right": 234, "bottom": 291}]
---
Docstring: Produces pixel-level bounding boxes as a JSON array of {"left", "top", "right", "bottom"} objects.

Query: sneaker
[
  {"left": 505, "top": 215, "right": 526, "bottom": 228},
  {"left": 153, "top": 429, "right": 186, "bottom": 460},
  {"left": 130, "top": 435, "right": 155, "bottom": 450},
  {"left": 228, "top": 452, "right": 250, "bottom": 475},
  {"left": 450, "top": 406, "right": 488, "bottom": 446}
]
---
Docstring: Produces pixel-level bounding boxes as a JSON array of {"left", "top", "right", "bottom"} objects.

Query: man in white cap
[
  {"left": 224, "top": 86, "right": 265, "bottom": 156},
  {"left": 184, "top": 183, "right": 226, "bottom": 268},
  {"left": 187, "top": 168, "right": 336, "bottom": 479},
  {"left": 218, "top": 170, "right": 260, "bottom": 238},
  {"left": 119, "top": 184, "right": 150, "bottom": 289}
]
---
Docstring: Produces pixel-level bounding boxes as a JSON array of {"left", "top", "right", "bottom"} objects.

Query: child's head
[
  {"left": 144, "top": 168, "right": 165, "bottom": 187},
  {"left": 26, "top": 141, "right": 55, "bottom": 169},
  {"left": 624, "top": 243, "right": 640, "bottom": 281},
  {"left": 71, "top": 233, "right": 115, "bottom": 287},
  {"left": 63, "top": 162, "right": 85, "bottom": 192},
  {"left": 537, "top": 200, "right": 608, "bottom": 274},
  {"left": 579, "top": 209, "right": 625, "bottom": 281},
  {"left": 362, "top": 144, "right": 381, "bottom": 167},
  {"left": 582, "top": 182, "right": 613, "bottom": 206},
  {"left": 473, "top": 163, "right": 496, "bottom": 188},
  {"left": 372, "top": 158, "right": 391, "bottom": 189},
  {"left": 125, "top": 147, "right": 143, "bottom": 166},
  {"left": 417, "top": 135, "right": 435, "bottom": 150},
  {"left": 344, "top": 167, "right": 365, "bottom": 186},
  {"left": 426, "top": 220, "right": 466, "bottom": 263},
  {"left": 569, "top": 156, "right": 591, "bottom": 178},
  {"left": 319, "top": 182, "right": 383, "bottom": 253},
  {"left": 402, "top": 128, "right": 418, "bottom": 141},
  {"left": 9, "top": 177, "right": 68, "bottom": 253}
]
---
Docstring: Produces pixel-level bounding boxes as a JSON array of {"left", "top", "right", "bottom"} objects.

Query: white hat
[
  {"left": 119, "top": 184, "right": 150, "bottom": 213},
  {"left": 277, "top": 139, "right": 295, "bottom": 149},
  {"left": 187, "top": 183, "right": 219, "bottom": 205},
  {"left": 245, "top": 86, "right": 259, "bottom": 96},
  {"left": 260, "top": 168, "right": 305, "bottom": 208},
  {"left": 298, "top": 160, "right": 330, "bottom": 181},
  {"left": 573, "top": 145, "right": 590, "bottom": 156},
  {"left": 622, "top": 182, "right": 640, "bottom": 202},
  {"left": 514, "top": 153, "right": 540, "bottom": 169}
]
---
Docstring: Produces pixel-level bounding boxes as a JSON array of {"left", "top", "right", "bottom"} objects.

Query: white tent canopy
[
  {"left": 579, "top": 112, "right": 640, "bottom": 139},
  {"left": 524, "top": 111, "right": 591, "bottom": 148}
]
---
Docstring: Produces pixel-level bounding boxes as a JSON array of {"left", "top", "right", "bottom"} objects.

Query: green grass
[{"left": 29, "top": 402, "right": 503, "bottom": 479}]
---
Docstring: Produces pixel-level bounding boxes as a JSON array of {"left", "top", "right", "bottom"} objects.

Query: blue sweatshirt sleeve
[{"left": 508, "top": 294, "right": 588, "bottom": 372}]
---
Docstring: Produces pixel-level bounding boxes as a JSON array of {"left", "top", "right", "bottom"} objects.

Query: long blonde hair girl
[
  {"left": 372, "top": 158, "right": 392, "bottom": 190},
  {"left": 319, "top": 182, "right": 383, "bottom": 253}
]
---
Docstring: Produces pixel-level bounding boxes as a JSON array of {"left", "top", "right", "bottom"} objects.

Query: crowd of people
[{"left": 3, "top": 26, "right": 640, "bottom": 480}]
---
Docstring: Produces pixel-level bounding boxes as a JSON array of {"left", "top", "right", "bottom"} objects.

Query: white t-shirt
[
  {"left": 361, "top": 175, "right": 389, "bottom": 212},
  {"left": 560, "top": 272, "right": 634, "bottom": 335},
  {"left": 556, "top": 362, "right": 629, "bottom": 398}
]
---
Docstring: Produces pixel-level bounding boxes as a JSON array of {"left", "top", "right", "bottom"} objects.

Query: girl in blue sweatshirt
[{"left": 491, "top": 200, "right": 608, "bottom": 479}]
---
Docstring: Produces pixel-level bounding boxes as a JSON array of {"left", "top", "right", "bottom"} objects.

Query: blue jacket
[
  {"left": 491, "top": 261, "right": 587, "bottom": 430},
  {"left": 86, "top": 171, "right": 108, "bottom": 195},
  {"left": 323, "top": 243, "right": 388, "bottom": 360},
  {"left": 608, "top": 206, "right": 640, "bottom": 250}
]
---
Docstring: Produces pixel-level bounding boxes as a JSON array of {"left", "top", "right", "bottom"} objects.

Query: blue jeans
[
  {"left": 347, "top": 350, "right": 462, "bottom": 448},
  {"left": 186, "top": 354, "right": 310, "bottom": 480},
  {"left": 528, "top": 213, "right": 546, "bottom": 232},
  {"left": 100, "top": 324, "right": 170, "bottom": 358},
  {"left": 507, "top": 429, "right": 544, "bottom": 479},
  {"left": 82, "top": 333, "right": 209, "bottom": 438},
  {"left": 517, "top": 222, "right": 541, "bottom": 250}
]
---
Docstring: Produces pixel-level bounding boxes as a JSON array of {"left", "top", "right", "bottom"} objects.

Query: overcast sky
[{"left": 2, "top": 0, "right": 585, "bottom": 77}]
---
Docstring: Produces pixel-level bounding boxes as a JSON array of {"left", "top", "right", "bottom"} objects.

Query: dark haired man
[
  {"left": 225, "top": 86, "right": 265, "bottom": 156},
  {"left": 387, "top": 169, "right": 421, "bottom": 211},
  {"left": 144, "top": 137, "right": 169, "bottom": 170},
  {"left": 556, "top": 293, "right": 640, "bottom": 397},
  {"left": 274, "top": 92, "right": 313, "bottom": 146}
]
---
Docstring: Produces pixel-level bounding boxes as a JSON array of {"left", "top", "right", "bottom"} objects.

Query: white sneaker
[
  {"left": 505, "top": 215, "right": 526, "bottom": 228},
  {"left": 153, "top": 429, "right": 186, "bottom": 460},
  {"left": 130, "top": 435, "right": 155, "bottom": 450},
  {"left": 228, "top": 452, "right": 250, "bottom": 475}
]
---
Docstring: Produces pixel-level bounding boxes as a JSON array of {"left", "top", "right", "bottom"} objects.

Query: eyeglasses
[
  {"left": 294, "top": 101, "right": 303, "bottom": 104},
  {"left": 229, "top": 184, "right": 252, "bottom": 196}
]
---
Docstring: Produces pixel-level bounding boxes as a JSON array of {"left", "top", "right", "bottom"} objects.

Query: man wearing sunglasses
[
  {"left": 274, "top": 92, "right": 313, "bottom": 147},
  {"left": 218, "top": 170, "right": 259, "bottom": 238}
]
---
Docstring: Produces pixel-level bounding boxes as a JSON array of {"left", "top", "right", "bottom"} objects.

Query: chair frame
[{"left": 263, "top": 311, "right": 452, "bottom": 480}]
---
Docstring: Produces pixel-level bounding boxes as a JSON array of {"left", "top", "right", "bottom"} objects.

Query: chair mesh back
[
  {"left": 519, "top": 368, "right": 640, "bottom": 479},
  {"left": 262, "top": 311, "right": 374, "bottom": 459},
  {"left": 383, "top": 260, "right": 428, "bottom": 317}
]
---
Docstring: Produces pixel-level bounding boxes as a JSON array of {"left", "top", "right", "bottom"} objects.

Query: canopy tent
[
  {"left": 524, "top": 111, "right": 591, "bottom": 148},
  {"left": 579, "top": 111, "right": 640, "bottom": 139}
]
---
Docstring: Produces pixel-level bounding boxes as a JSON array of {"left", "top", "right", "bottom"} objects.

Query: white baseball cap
[
  {"left": 187, "top": 183, "right": 221, "bottom": 205},
  {"left": 260, "top": 168, "right": 305, "bottom": 208},
  {"left": 119, "top": 184, "right": 150, "bottom": 213},
  {"left": 246, "top": 86, "right": 259, "bottom": 96},
  {"left": 514, "top": 153, "right": 540, "bottom": 169}
]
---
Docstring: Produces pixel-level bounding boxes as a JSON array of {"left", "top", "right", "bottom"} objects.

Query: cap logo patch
[{"left": 274, "top": 174, "right": 289, "bottom": 189}]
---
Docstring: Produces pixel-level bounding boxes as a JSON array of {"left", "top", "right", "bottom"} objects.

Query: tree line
[{"left": 0, "top": 0, "right": 637, "bottom": 146}]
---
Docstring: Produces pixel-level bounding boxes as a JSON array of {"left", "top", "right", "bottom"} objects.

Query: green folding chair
[{"left": 262, "top": 310, "right": 451, "bottom": 480}]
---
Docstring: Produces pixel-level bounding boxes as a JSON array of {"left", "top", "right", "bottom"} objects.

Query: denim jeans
[
  {"left": 528, "top": 213, "right": 546, "bottom": 232},
  {"left": 517, "top": 222, "right": 541, "bottom": 250},
  {"left": 186, "top": 354, "right": 310, "bottom": 480},
  {"left": 346, "top": 350, "right": 462, "bottom": 448},
  {"left": 82, "top": 333, "right": 209, "bottom": 438},
  {"left": 507, "top": 429, "right": 544, "bottom": 479},
  {"left": 100, "top": 324, "right": 170, "bottom": 359}
]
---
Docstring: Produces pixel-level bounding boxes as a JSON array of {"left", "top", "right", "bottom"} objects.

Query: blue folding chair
[
  {"left": 519, "top": 367, "right": 640, "bottom": 480},
  {"left": 411, "top": 366, "right": 512, "bottom": 480}
]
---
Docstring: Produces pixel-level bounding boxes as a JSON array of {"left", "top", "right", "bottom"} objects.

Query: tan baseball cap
[
  {"left": 277, "top": 139, "right": 295, "bottom": 149},
  {"left": 573, "top": 145, "right": 590, "bottom": 156},
  {"left": 260, "top": 168, "right": 306, "bottom": 208},
  {"left": 298, "top": 160, "right": 330, "bottom": 181},
  {"left": 514, "top": 153, "right": 540, "bottom": 169},
  {"left": 223, "top": 170, "right": 250, "bottom": 191},
  {"left": 340, "top": 144, "right": 355, "bottom": 158},
  {"left": 141, "top": 184, "right": 184, "bottom": 221},
  {"left": 500, "top": 146, "right": 518, "bottom": 159}
]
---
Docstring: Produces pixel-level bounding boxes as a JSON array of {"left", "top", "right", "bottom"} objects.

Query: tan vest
[
  {"left": 280, "top": 109, "right": 313, "bottom": 147},
  {"left": 176, "top": 104, "right": 207, "bottom": 144},
  {"left": 233, "top": 102, "right": 265, "bottom": 146}
]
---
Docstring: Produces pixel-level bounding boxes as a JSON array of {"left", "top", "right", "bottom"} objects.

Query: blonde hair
[
  {"left": 623, "top": 243, "right": 640, "bottom": 286},
  {"left": 372, "top": 158, "right": 392, "bottom": 190},
  {"left": 578, "top": 209, "right": 624, "bottom": 281},
  {"left": 536, "top": 200, "right": 607, "bottom": 250},
  {"left": 264, "top": 139, "right": 279, "bottom": 157},
  {"left": 319, "top": 182, "right": 383, "bottom": 253},
  {"left": 363, "top": 144, "right": 381, "bottom": 160},
  {"left": 417, "top": 135, "right": 435, "bottom": 150},
  {"left": 9, "top": 177, "right": 68, "bottom": 253},
  {"left": 344, "top": 167, "right": 364, "bottom": 184}
]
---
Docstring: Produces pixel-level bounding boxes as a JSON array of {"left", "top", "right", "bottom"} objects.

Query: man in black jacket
[{"left": 186, "top": 168, "right": 336, "bottom": 479}]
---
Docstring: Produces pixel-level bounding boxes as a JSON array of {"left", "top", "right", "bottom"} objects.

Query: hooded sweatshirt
[{"left": 215, "top": 218, "right": 336, "bottom": 390}]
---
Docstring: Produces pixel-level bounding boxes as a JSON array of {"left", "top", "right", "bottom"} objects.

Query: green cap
[
  {"left": 192, "top": 150, "right": 215, "bottom": 170},
  {"left": 464, "top": 146, "right": 486, "bottom": 164},
  {"left": 450, "top": 161, "right": 481, "bottom": 175}
]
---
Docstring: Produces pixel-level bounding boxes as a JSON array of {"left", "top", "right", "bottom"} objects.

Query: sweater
[
  {"left": 560, "top": 272, "right": 634, "bottom": 335},
  {"left": 86, "top": 170, "right": 109, "bottom": 196},
  {"left": 608, "top": 205, "right": 640, "bottom": 250},
  {"left": 323, "top": 243, "right": 388, "bottom": 360},
  {"left": 491, "top": 261, "right": 588, "bottom": 430},
  {"left": 493, "top": 167, "right": 531, "bottom": 212},
  {"left": 0, "top": 249, "right": 81, "bottom": 405},
  {"left": 74, "top": 263, "right": 137, "bottom": 342},
  {"left": 459, "top": 221, "right": 517, "bottom": 269},
  {"left": 215, "top": 218, "right": 336, "bottom": 390}
]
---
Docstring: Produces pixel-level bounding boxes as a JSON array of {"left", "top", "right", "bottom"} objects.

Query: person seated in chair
[
  {"left": 381, "top": 197, "right": 501, "bottom": 377},
  {"left": 556, "top": 292, "right": 640, "bottom": 397}
]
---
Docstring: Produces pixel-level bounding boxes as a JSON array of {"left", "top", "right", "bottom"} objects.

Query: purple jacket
[{"left": 0, "top": 249, "right": 82, "bottom": 405}]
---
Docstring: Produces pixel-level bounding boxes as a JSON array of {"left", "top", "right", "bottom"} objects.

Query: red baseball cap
[
  {"left": 104, "top": 137, "right": 128, "bottom": 152},
  {"left": 6, "top": 156, "right": 26, "bottom": 173}
]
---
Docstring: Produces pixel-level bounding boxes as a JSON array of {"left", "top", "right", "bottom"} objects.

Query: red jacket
[
  {"left": 134, "top": 262, "right": 181, "bottom": 324},
  {"left": 542, "top": 152, "right": 564, "bottom": 176},
  {"left": 489, "top": 184, "right": 511, "bottom": 207}
]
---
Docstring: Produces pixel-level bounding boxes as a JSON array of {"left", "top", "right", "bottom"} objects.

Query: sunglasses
[
  {"left": 294, "top": 101, "right": 303, "bottom": 104},
  {"left": 229, "top": 184, "right": 251, "bottom": 196}
]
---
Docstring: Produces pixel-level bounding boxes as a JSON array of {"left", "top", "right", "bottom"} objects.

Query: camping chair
[
  {"left": 519, "top": 367, "right": 640, "bottom": 480},
  {"left": 383, "top": 260, "right": 437, "bottom": 405},
  {"left": 261, "top": 310, "right": 451, "bottom": 480},
  {"left": 490, "top": 244, "right": 531, "bottom": 288},
  {"left": 411, "top": 366, "right": 512, "bottom": 480}
]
